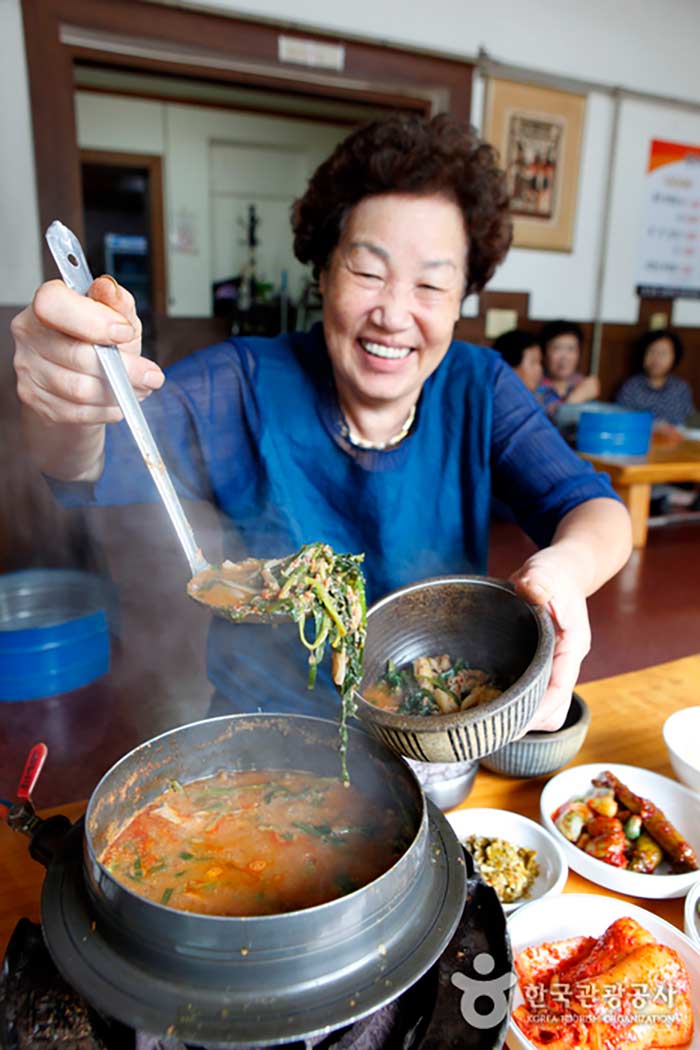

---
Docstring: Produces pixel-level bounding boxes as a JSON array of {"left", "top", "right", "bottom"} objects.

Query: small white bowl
[
  {"left": 663, "top": 707, "right": 700, "bottom": 793},
  {"left": 507, "top": 894, "right": 700, "bottom": 1050},
  {"left": 685, "top": 879, "right": 700, "bottom": 949},
  {"left": 446, "top": 807, "right": 568, "bottom": 912},
  {"left": 540, "top": 762, "right": 700, "bottom": 899}
]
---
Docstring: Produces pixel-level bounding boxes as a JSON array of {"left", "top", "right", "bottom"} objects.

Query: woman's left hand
[{"left": 510, "top": 548, "right": 592, "bottom": 731}]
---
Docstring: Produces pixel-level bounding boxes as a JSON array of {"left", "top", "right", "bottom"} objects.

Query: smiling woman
[
  {"left": 291, "top": 114, "right": 510, "bottom": 449},
  {"left": 318, "top": 193, "right": 467, "bottom": 446},
  {"left": 11, "top": 113, "right": 632, "bottom": 732}
]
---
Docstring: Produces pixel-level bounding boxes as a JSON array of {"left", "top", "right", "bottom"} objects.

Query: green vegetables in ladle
[{"left": 188, "top": 542, "right": 366, "bottom": 784}]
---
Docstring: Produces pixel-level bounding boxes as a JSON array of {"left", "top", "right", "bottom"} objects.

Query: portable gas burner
[
  {"left": 1, "top": 848, "right": 511, "bottom": 1050},
  {"left": 1, "top": 736, "right": 513, "bottom": 1050}
]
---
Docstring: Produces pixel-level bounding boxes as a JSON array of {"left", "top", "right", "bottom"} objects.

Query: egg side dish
[{"left": 514, "top": 916, "right": 694, "bottom": 1050}]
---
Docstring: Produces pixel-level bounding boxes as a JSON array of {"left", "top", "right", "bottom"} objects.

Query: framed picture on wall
[{"left": 483, "top": 78, "right": 586, "bottom": 252}]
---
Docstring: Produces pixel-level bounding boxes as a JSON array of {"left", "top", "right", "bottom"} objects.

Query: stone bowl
[
  {"left": 479, "top": 692, "right": 590, "bottom": 777},
  {"left": 355, "top": 576, "right": 554, "bottom": 764}
]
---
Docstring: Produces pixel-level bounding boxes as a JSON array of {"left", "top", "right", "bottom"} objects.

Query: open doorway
[
  {"left": 80, "top": 150, "right": 165, "bottom": 357},
  {"left": 24, "top": 0, "right": 473, "bottom": 362},
  {"left": 73, "top": 75, "right": 372, "bottom": 351}
]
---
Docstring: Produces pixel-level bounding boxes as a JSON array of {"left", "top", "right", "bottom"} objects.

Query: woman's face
[
  {"left": 319, "top": 192, "right": 467, "bottom": 412},
  {"left": 643, "top": 337, "right": 675, "bottom": 380},
  {"left": 545, "top": 334, "right": 580, "bottom": 381},
  {"left": 515, "top": 345, "right": 543, "bottom": 392}
]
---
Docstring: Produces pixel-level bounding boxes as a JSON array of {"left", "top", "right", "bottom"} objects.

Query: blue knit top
[{"left": 51, "top": 325, "right": 617, "bottom": 715}]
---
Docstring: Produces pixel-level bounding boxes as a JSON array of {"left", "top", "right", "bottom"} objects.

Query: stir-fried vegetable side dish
[
  {"left": 364, "top": 654, "right": 503, "bottom": 716},
  {"left": 465, "top": 835, "right": 539, "bottom": 903},
  {"left": 513, "top": 917, "right": 694, "bottom": 1050},
  {"left": 188, "top": 543, "right": 366, "bottom": 782},
  {"left": 552, "top": 770, "right": 699, "bottom": 873},
  {"left": 100, "top": 770, "right": 410, "bottom": 916}
]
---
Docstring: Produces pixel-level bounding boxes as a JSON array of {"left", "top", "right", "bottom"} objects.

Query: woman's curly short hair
[{"left": 291, "top": 113, "right": 512, "bottom": 297}]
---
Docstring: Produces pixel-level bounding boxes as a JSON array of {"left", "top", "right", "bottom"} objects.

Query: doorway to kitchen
[
  {"left": 23, "top": 1, "right": 473, "bottom": 360},
  {"left": 80, "top": 150, "right": 165, "bottom": 356}
]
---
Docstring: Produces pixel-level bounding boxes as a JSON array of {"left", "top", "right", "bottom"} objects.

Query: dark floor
[
  {"left": 490, "top": 517, "right": 700, "bottom": 683},
  {"left": 2, "top": 516, "right": 700, "bottom": 809}
]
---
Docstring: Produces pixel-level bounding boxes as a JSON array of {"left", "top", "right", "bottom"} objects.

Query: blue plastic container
[
  {"left": 576, "top": 408, "right": 654, "bottom": 456},
  {"left": 0, "top": 569, "right": 113, "bottom": 701}
]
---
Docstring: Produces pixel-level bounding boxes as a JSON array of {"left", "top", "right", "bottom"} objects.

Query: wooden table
[
  {"left": 581, "top": 438, "right": 700, "bottom": 548},
  {"left": 2, "top": 655, "right": 699, "bottom": 957}
]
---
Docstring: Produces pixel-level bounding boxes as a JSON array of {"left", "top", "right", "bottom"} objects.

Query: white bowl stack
[{"left": 663, "top": 706, "right": 700, "bottom": 794}]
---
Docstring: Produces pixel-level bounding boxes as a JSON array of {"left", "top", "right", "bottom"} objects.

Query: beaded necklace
[{"left": 345, "top": 403, "right": 417, "bottom": 451}]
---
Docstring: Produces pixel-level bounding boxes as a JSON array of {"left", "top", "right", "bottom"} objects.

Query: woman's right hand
[{"left": 12, "top": 275, "right": 164, "bottom": 427}]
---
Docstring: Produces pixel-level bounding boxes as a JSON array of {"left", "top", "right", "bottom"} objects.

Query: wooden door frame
[
  {"left": 22, "top": 0, "right": 473, "bottom": 281},
  {"left": 80, "top": 150, "right": 167, "bottom": 314}
]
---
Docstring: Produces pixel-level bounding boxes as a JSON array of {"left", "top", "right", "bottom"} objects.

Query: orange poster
[{"left": 637, "top": 138, "right": 700, "bottom": 299}]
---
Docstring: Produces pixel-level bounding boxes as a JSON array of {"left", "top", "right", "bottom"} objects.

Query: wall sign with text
[{"left": 637, "top": 138, "right": 700, "bottom": 299}]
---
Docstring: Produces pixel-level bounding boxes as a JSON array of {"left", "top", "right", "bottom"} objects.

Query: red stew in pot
[{"left": 100, "top": 769, "right": 409, "bottom": 916}]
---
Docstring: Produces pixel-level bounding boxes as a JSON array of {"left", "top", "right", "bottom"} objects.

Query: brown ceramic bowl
[
  {"left": 355, "top": 576, "right": 554, "bottom": 764},
  {"left": 479, "top": 692, "right": 591, "bottom": 777}
]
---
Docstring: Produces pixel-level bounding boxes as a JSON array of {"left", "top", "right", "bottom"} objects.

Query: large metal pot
[{"left": 40, "top": 714, "right": 467, "bottom": 1047}]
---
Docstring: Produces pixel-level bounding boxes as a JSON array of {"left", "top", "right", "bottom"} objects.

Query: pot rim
[{"left": 84, "top": 712, "right": 428, "bottom": 923}]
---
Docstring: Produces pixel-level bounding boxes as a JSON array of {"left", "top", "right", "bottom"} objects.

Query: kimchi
[{"left": 513, "top": 916, "right": 694, "bottom": 1050}]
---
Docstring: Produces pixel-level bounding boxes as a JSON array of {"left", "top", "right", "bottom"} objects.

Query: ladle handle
[{"left": 44, "top": 221, "right": 208, "bottom": 577}]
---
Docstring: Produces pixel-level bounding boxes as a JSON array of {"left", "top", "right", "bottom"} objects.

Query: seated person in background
[
  {"left": 537, "top": 320, "right": 600, "bottom": 417},
  {"left": 491, "top": 328, "right": 543, "bottom": 392},
  {"left": 617, "top": 329, "right": 697, "bottom": 513},
  {"left": 616, "top": 328, "right": 694, "bottom": 430}
]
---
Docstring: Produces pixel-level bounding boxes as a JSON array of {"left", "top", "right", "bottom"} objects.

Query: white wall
[
  {"left": 163, "top": 105, "right": 345, "bottom": 314},
  {"left": 176, "top": 0, "right": 700, "bottom": 104},
  {"left": 76, "top": 93, "right": 166, "bottom": 154},
  {"left": 209, "top": 140, "right": 317, "bottom": 305},
  {"left": 0, "top": 0, "right": 41, "bottom": 305},
  {"left": 7, "top": 0, "right": 700, "bottom": 322}
]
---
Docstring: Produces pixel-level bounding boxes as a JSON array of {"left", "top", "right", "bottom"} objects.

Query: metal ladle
[
  {"left": 44, "top": 221, "right": 283, "bottom": 621},
  {"left": 46, "top": 221, "right": 208, "bottom": 578}
]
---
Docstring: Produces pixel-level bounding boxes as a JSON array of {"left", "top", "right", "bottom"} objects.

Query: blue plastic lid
[
  {"left": 0, "top": 609, "right": 110, "bottom": 701},
  {"left": 0, "top": 570, "right": 113, "bottom": 701},
  {"left": 577, "top": 410, "right": 653, "bottom": 456}
]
